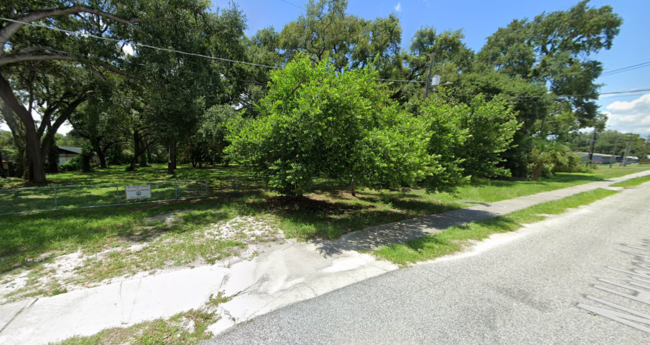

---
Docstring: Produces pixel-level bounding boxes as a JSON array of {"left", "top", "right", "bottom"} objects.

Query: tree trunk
[
  {"left": 167, "top": 142, "right": 176, "bottom": 175},
  {"left": 350, "top": 178, "right": 356, "bottom": 197},
  {"left": 139, "top": 147, "right": 149, "bottom": 167},
  {"left": 8, "top": 160, "right": 16, "bottom": 177},
  {"left": 47, "top": 139, "right": 59, "bottom": 173},
  {"left": 0, "top": 150, "right": 5, "bottom": 178},
  {"left": 0, "top": 72, "right": 46, "bottom": 183},
  {"left": 97, "top": 150, "right": 107, "bottom": 169},
  {"left": 126, "top": 130, "right": 141, "bottom": 171},
  {"left": 24, "top": 128, "right": 46, "bottom": 183},
  {"left": 81, "top": 155, "right": 91, "bottom": 172},
  {"left": 15, "top": 147, "right": 24, "bottom": 178}
]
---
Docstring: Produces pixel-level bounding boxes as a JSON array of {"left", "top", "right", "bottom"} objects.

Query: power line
[
  {"left": 603, "top": 60, "right": 650, "bottom": 73},
  {"left": 0, "top": 16, "right": 431, "bottom": 85},
  {"left": 601, "top": 60, "right": 650, "bottom": 77},
  {"left": 600, "top": 88, "right": 650, "bottom": 95},
  {"left": 0, "top": 17, "right": 279, "bottom": 69},
  {"left": 3, "top": 17, "right": 650, "bottom": 99},
  {"left": 278, "top": 0, "right": 307, "bottom": 10}
]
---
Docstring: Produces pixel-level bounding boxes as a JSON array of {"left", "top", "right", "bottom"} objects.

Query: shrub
[
  {"left": 226, "top": 54, "right": 434, "bottom": 197},
  {"left": 419, "top": 95, "right": 520, "bottom": 192},
  {"left": 61, "top": 156, "right": 82, "bottom": 172},
  {"left": 528, "top": 141, "right": 584, "bottom": 179}
]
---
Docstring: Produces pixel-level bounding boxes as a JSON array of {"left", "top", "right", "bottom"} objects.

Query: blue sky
[
  {"left": 212, "top": 0, "right": 650, "bottom": 136},
  {"left": 3, "top": 1, "right": 647, "bottom": 136}
]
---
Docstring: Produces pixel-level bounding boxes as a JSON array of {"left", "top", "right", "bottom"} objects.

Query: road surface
[{"left": 204, "top": 183, "right": 650, "bottom": 345}]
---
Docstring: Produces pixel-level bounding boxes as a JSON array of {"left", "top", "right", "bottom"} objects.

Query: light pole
[
  {"left": 621, "top": 134, "right": 633, "bottom": 167},
  {"left": 610, "top": 134, "right": 619, "bottom": 168},
  {"left": 587, "top": 128, "right": 597, "bottom": 167},
  {"left": 423, "top": 53, "right": 436, "bottom": 101}
]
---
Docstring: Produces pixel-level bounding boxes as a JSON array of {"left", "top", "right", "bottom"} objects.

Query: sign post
[{"left": 125, "top": 185, "right": 152, "bottom": 200}]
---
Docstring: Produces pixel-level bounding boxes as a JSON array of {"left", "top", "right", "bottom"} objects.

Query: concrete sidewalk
[{"left": 1, "top": 170, "right": 649, "bottom": 345}]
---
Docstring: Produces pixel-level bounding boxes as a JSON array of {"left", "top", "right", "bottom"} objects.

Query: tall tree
[
  {"left": 129, "top": 3, "right": 249, "bottom": 174},
  {"left": 279, "top": 0, "right": 402, "bottom": 75},
  {"left": 0, "top": 0, "right": 160, "bottom": 182},
  {"left": 478, "top": 0, "right": 622, "bottom": 128},
  {"left": 475, "top": 0, "right": 622, "bottom": 176},
  {"left": 390, "top": 28, "right": 475, "bottom": 104},
  {"left": 69, "top": 80, "right": 128, "bottom": 169},
  {"left": 227, "top": 54, "right": 433, "bottom": 197}
]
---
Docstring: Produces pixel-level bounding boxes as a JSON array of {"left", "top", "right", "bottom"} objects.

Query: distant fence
[
  {"left": 213, "top": 176, "right": 344, "bottom": 194},
  {"left": 0, "top": 176, "right": 352, "bottom": 216},
  {"left": 0, "top": 180, "right": 208, "bottom": 216}
]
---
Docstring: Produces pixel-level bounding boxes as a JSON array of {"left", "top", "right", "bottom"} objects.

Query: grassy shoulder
[
  {"left": 373, "top": 188, "right": 618, "bottom": 267},
  {"left": 51, "top": 292, "right": 230, "bottom": 345},
  {"left": 610, "top": 174, "right": 650, "bottom": 188},
  {"left": 1, "top": 164, "right": 646, "bottom": 301}
]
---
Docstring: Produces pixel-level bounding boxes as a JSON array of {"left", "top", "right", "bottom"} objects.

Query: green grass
[
  {"left": 610, "top": 174, "right": 650, "bottom": 188},
  {"left": 50, "top": 292, "right": 231, "bottom": 345},
  {"left": 0, "top": 164, "right": 646, "bottom": 296},
  {"left": 0, "top": 164, "right": 256, "bottom": 189},
  {"left": 373, "top": 188, "right": 618, "bottom": 267}
]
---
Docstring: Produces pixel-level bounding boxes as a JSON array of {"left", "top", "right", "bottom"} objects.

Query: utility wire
[
  {"left": 601, "top": 60, "right": 650, "bottom": 77},
  {"left": 599, "top": 88, "right": 650, "bottom": 95},
  {"left": 278, "top": 0, "right": 307, "bottom": 10},
  {"left": 0, "top": 16, "right": 429, "bottom": 84},
  {"left": 0, "top": 17, "right": 279, "bottom": 69},
  {"left": 3, "top": 17, "right": 650, "bottom": 99}
]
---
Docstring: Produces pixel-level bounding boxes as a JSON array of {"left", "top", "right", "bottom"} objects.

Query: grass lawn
[
  {"left": 610, "top": 174, "right": 650, "bottom": 188},
  {"left": 0, "top": 164, "right": 647, "bottom": 299},
  {"left": 373, "top": 188, "right": 618, "bottom": 266}
]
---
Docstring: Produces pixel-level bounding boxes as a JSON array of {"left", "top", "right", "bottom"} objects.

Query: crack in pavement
[{"left": 0, "top": 298, "right": 38, "bottom": 335}]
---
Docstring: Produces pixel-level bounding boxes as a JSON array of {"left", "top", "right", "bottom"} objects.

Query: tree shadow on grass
[
  {"left": 0, "top": 198, "right": 237, "bottom": 274},
  {"left": 310, "top": 207, "right": 504, "bottom": 257},
  {"left": 355, "top": 192, "right": 458, "bottom": 216},
  {"left": 240, "top": 193, "right": 453, "bottom": 242}
]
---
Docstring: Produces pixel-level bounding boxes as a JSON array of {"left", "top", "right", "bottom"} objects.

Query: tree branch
[
  {"left": 0, "top": 54, "right": 77, "bottom": 66},
  {"left": 0, "top": 5, "right": 144, "bottom": 48},
  {"left": 41, "top": 93, "right": 89, "bottom": 156}
]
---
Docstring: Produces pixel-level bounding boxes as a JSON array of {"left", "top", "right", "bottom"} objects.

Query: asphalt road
[{"left": 204, "top": 184, "right": 650, "bottom": 345}]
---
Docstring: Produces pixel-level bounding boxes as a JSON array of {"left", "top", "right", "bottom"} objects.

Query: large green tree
[
  {"left": 419, "top": 94, "right": 519, "bottom": 192},
  {"left": 279, "top": 0, "right": 402, "bottom": 75},
  {"left": 0, "top": 0, "right": 155, "bottom": 182},
  {"left": 475, "top": 0, "right": 622, "bottom": 176},
  {"left": 127, "top": 3, "right": 249, "bottom": 174},
  {"left": 478, "top": 0, "right": 622, "bottom": 128},
  {"left": 226, "top": 54, "right": 433, "bottom": 197}
]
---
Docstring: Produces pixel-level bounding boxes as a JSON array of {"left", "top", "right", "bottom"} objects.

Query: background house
[{"left": 57, "top": 146, "right": 100, "bottom": 165}]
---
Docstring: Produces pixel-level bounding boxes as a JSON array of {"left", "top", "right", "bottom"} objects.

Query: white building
[{"left": 57, "top": 146, "right": 100, "bottom": 165}]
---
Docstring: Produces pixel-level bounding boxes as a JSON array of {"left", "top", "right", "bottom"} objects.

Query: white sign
[{"left": 125, "top": 185, "right": 152, "bottom": 200}]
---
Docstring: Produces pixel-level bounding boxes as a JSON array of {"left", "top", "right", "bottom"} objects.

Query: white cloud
[
  {"left": 603, "top": 93, "right": 650, "bottom": 135},
  {"left": 394, "top": 2, "right": 402, "bottom": 12}
]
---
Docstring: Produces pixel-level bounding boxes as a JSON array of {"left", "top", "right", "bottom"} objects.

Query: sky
[
  {"left": 2, "top": 0, "right": 649, "bottom": 136},
  {"left": 211, "top": 0, "right": 650, "bottom": 136}
]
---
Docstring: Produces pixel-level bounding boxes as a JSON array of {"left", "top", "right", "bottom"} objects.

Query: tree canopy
[
  {"left": 0, "top": 0, "right": 632, "bottom": 188},
  {"left": 226, "top": 54, "right": 433, "bottom": 196}
]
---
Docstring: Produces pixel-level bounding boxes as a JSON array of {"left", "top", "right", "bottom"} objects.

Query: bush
[
  {"left": 226, "top": 54, "right": 433, "bottom": 197},
  {"left": 554, "top": 152, "right": 588, "bottom": 173},
  {"left": 60, "top": 156, "right": 82, "bottom": 172},
  {"left": 419, "top": 95, "right": 520, "bottom": 193},
  {"left": 528, "top": 141, "right": 585, "bottom": 179}
]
